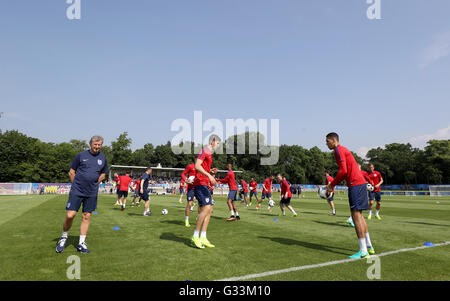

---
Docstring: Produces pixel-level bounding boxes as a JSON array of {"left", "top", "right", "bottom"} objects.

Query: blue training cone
[
  {"left": 112, "top": 227, "right": 121, "bottom": 230},
  {"left": 273, "top": 218, "right": 279, "bottom": 221},
  {"left": 93, "top": 212, "right": 99, "bottom": 215},
  {"left": 423, "top": 242, "right": 435, "bottom": 247}
]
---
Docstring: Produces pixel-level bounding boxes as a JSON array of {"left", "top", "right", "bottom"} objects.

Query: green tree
[{"left": 111, "top": 132, "right": 133, "bottom": 165}]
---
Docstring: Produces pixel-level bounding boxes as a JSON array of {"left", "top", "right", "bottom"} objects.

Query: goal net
[{"left": 429, "top": 185, "right": 450, "bottom": 196}]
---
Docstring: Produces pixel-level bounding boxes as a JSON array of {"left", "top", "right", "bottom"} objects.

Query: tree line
[{"left": 0, "top": 130, "right": 448, "bottom": 185}]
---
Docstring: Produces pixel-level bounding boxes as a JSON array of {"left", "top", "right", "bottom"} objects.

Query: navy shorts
[
  {"left": 180, "top": 188, "right": 185, "bottom": 194},
  {"left": 186, "top": 189, "right": 195, "bottom": 202},
  {"left": 134, "top": 190, "right": 140, "bottom": 197},
  {"left": 118, "top": 190, "right": 128, "bottom": 198},
  {"left": 369, "top": 191, "right": 382, "bottom": 202},
  {"left": 262, "top": 192, "right": 272, "bottom": 199},
  {"left": 242, "top": 192, "right": 248, "bottom": 197},
  {"left": 116, "top": 187, "right": 120, "bottom": 195},
  {"left": 348, "top": 184, "right": 369, "bottom": 211},
  {"left": 66, "top": 192, "right": 97, "bottom": 213},
  {"left": 281, "top": 197, "right": 291, "bottom": 205},
  {"left": 228, "top": 190, "right": 237, "bottom": 201},
  {"left": 141, "top": 191, "right": 149, "bottom": 201},
  {"left": 194, "top": 185, "right": 213, "bottom": 207},
  {"left": 250, "top": 191, "right": 258, "bottom": 197}
]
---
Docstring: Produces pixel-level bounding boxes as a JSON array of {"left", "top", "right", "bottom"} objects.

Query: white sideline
[{"left": 215, "top": 241, "right": 450, "bottom": 281}]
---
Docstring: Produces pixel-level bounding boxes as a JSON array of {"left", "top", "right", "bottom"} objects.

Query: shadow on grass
[
  {"left": 160, "top": 232, "right": 196, "bottom": 249},
  {"left": 127, "top": 212, "right": 145, "bottom": 217},
  {"left": 258, "top": 236, "right": 352, "bottom": 255},
  {"left": 403, "top": 221, "right": 450, "bottom": 228},
  {"left": 314, "top": 220, "right": 351, "bottom": 228},
  {"left": 161, "top": 220, "right": 184, "bottom": 226},
  {"left": 301, "top": 211, "right": 322, "bottom": 215},
  {"left": 53, "top": 236, "right": 80, "bottom": 249}
]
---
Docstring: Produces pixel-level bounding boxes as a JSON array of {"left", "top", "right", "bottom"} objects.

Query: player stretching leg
[
  {"left": 277, "top": 174, "right": 298, "bottom": 217},
  {"left": 191, "top": 135, "right": 221, "bottom": 249},
  {"left": 325, "top": 133, "right": 375, "bottom": 258},
  {"left": 368, "top": 164, "right": 384, "bottom": 220}
]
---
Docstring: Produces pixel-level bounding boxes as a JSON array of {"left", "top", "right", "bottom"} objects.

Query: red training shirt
[
  {"left": 218, "top": 170, "right": 238, "bottom": 191},
  {"left": 119, "top": 175, "right": 132, "bottom": 191},
  {"left": 330, "top": 145, "right": 366, "bottom": 187},
  {"left": 368, "top": 171, "right": 383, "bottom": 192},
  {"left": 193, "top": 148, "right": 213, "bottom": 187},
  {"left": 181, "top": 163, "right": 196, "bottom": 190}
]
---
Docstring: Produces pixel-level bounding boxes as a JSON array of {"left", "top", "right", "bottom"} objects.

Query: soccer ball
[
  {"left": 161, "top": 209, "right": 168, "bottom": 215},
  {"left": 318, "top": 186, "right": 333, "bottom": 200},
  {"left": 187, "top": 176, "right": 195, "bottom": 184},
  {"left": 366, "top": 184, "right": 374, "bottom": 192},
  {"left": 268, "top": 200, "right": 275, "bottom": 207}
]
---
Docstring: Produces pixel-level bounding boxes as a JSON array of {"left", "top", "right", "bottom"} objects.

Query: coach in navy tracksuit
[{"left": 56, "top": 136, "right": 109, "bottom": 254}]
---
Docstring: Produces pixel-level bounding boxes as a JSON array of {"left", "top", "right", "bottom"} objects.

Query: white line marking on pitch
[{"left": 216, "top": 241, "right": 450, "bottom": 281}]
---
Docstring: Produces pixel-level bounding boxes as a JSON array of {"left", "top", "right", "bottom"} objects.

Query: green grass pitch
[{"left": 1, "top": 192, "right": 449, "bottom": 281}]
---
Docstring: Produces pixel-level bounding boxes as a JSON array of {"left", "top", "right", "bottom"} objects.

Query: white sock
[
  {"left": 332, "top": 209, "right": 336, "bottom": 214},
  {"left": 282, "top": 210, "right": 286, "bottom": 216},
  {"left": 62, "top": 231, "right": 68, "bottom": 238},
  {"left": 365, "top": 233, "right": 372, "bottom": 248},
  {"left": 230, "top": 210, "right": 235, "bottom": 216},
  {"left": 193, "top": 230, "right": 200, "bottom": 238},
  {"left": 235, "top": 211, "right": 239, "bottom": 217},
  {"left": 375, "top": 210, "right": 380, "bottom": 215},
  {"left": 200, "top": 231, "right": 207, "bottom": 238},
  {"left": 358, "top": 238, "right": 368, "bottom": 254},
  {"left": 185, "top": 216, "right": 189, "bottom": 221},
  {"left": 347, "top": 216, "right": 353, "bottom": 223},
  {"left": 79, "top": 235, "right": 86, "bottom": 245},
  {"left": 290, "top": 208, "right": 297, "bottom": 215},
  {"left": 368, "top": 210, "right": 373, "bottom": 216}
]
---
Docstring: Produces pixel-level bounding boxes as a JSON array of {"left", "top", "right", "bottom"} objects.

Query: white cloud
[
  {"left": 357, "top": 146, "right": 370, "bottom": 159},
  {"left": 409, "top": 125, "right": 450, "bottom": 148},
  {"left": 419, "top": 31, "right": 450, "bottom": 69}
]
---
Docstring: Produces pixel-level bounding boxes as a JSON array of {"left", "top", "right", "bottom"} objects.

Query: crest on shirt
[{"left": 98, "top": 159, "right": 102, "bottom": 165}]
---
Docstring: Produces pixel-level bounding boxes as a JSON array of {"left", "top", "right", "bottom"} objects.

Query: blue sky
[{"left": 1, "top": 0, "right": 449, "bottom": 157}]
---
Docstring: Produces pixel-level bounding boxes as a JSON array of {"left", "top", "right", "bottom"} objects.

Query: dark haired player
[
  {"left": 277, "top": 174, "right": 298, "bottom": 217},
  {"left": 140, "top": 168, "right": 154, "bottom": 216},
  {"left": 217, "top": 163, "right": 240, "bottom": 221},
  {"left": 181, "top": 162, "right": 197, "bottom": 227},
  {"left": 325, "top": 132, "right": 375, "bottom": 259},
  {"left": 257, "top": 175, "right": 274, "bottom": 210},
  {"left": 240, "top": 179, "right": 249, "bottom": 208},
  {"left": 324, "top": 171, "right": 337, "bottom": 216},
  {"left": 118, "top": 171, "right": 133, "bottom": 211},
  {"left": 248, "top": 178, "right": 259, "bottom": 207},
  {"left": 368, "top": 164, "right": 384, "bottom": 220}
]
